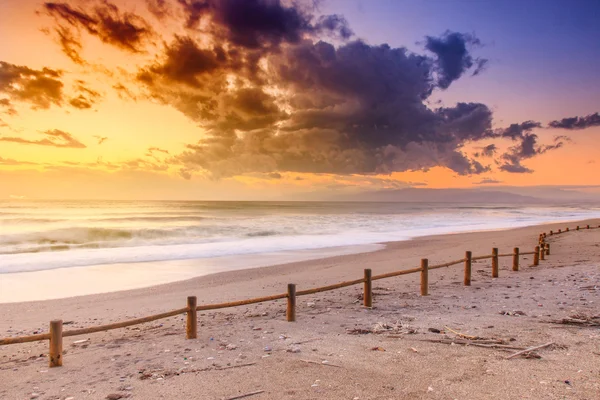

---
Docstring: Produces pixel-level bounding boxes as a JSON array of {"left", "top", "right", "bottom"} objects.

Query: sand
[{"left": 0, "top": 219, "right": 599, "bottom": 400}]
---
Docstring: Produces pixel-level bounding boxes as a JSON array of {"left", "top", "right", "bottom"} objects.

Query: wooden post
[
  {"left": 533, "top": 246, "right": 540, "bottom": 266},
  {"left": 545, "top": 243, "right": 550, "bottom": 256},
  {"left": 558, "top": 229, "right": 561, "bottom": 233},
  {"left": 420, "top": 259, "right": 428, "bottom": 296},
  {"left": 49, "top": 320, "right": 63, "bottom": 367},
  {"left": 587, "top": 224, "right": 590, "bottom": 229},
  {"left": 577, "top": 225, "right": 580, "bottom": 230},
  {"left": 186, "top": 296, "right": 197, "bottom": 339},
  {"left": 363, "top": 269, "right": 372, "bottom": 307},
  {"left": 512, "top": 247, "right": 519, "bottom": 271},
  {"left": 566, "top": 227, "right": 569, "bottom": 232},
  {"left": 549, "top": 230, "right": 553, "bottom": 235},
  {"left": 540, "top": 245, "right": 545, "bottom": 260},
  {"left": 464, "top": 251, "right": 472, "bottom": 286},
  {"left": 492, "top": 247, "right": 499, "bottom": 278},
  {"left": 287, "top": 284, "right": 296, "bottom": 322}
]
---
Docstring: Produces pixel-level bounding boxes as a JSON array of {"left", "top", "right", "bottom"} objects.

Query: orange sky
[{"left": 0, "top": 0, "right": 598, "bottom": 200}]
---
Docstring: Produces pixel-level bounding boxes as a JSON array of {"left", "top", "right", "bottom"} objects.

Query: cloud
[
  {"left": 0, "top": 61, "right": 64, "bottom": 109},
  {"left": 146, "top": 0, "right": 171, "bottom": 20},
  {"left": 94, "top": 135, "right": 108, "bottom": 144},
  {"left": 44, "top": 1, "right": 155, "bottom": 62},
  {"left": 548, "top": 112, "right": 600, "bottom": 130},
  {"left": 113, "top": 83, "right": 137, "bottom": 100},
  {"left": 475, "top": 178, "right": 503, "bottom": 184},
  {"left": 489, "top": 121, "right": 568, "bottom": 173},
  {"left": 69, "top": 80, "right": 101, "bottom": 109},
  {"left": 0, "top": 129, "right": 86, "bottom": 148},
  {"left": 55, "top": 24, "right": 85, "bottom": 65},
  {"left": 424, "top": 31, "right": 488, "bottom": 89},
  {"left": 176, "top": 0, "right": 351, "bottom": 47},
  {"left": 36, "top": 0, "right": 581, "bottom": 179},
  {"left": 0, "top": 156, "right": 39, "bottom": 166},
  {"left": 473, "top": 144, "right": 497, "bottom": 158}
]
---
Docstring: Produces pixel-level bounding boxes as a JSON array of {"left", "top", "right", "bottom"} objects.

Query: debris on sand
[{"left": 545, "top": 314, "right": 600, "bottom": 327}]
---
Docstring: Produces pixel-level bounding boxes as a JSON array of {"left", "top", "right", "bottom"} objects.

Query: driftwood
[
  {"left": 223, "top": 390, "right": 265, "bottom": 400},
  {"left": 506, "top": 342, "right": 554, "bottom": 359}
]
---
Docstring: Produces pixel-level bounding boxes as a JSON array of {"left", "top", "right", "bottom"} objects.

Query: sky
[{"left": 0, "top": 0, "right": 599, "bottom": 200}]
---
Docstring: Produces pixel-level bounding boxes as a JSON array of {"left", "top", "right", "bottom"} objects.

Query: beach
[{"left": 1, "top": 219, "right": 599, "bottom": 399}]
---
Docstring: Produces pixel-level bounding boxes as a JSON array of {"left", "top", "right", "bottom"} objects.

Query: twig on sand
[
  {"left": 506, "top": 342, "right": 554, "bottom": 359},
  {"left": 217, "top": 362, "right": 257, "bottom": 370},
  {"left": 299, "top": 359, "right": 342, "bottom": 368},
  {"left": 444, "top": 326, "right": 479, "bottom": 340},
  {"left": 545, "top": 315, "right": 600, "bottom": 327},
  {"left": 223, "top": 390, "right": 265, "bottom": 400},
  {"left": 421, "top": 338, "right": 523, "bottom": 351},
  {"left": 292, "top": 337, "right": 322, "bottom": 345}
]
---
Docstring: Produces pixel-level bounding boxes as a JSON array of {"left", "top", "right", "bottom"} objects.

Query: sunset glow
[{"left": 1, "top": 0, "right": 599, "bottom": 200}]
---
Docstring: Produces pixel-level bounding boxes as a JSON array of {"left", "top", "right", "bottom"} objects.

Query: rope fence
[{"left": 1, "top": 223, "right": 599, "bottom": 367}]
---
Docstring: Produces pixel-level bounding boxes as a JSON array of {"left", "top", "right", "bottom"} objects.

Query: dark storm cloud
[
  {"left": 548, "top": 112, "right": 600, "bottom": 130},
  {"left": 0, "top": 61, "right": 64, "bottom": 109},
  {"left": 176, "top": 0, "right": 351, "bottom": 48},
  {"left": 424, "top": 32, "right": 488, "bottom": 89},
  {"left": 0, "top": 129, "right": 86, "bottom": 148},
  {"left": 44, "top": 1, "right": 154, "bottom": 56},
  {"left": 161, "top": 30, "right": 496, "bottom": 178}
]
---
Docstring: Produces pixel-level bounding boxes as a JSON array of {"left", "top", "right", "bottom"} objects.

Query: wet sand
[{"left": 1, "top": 219, "right": 599, "bottom": 399}]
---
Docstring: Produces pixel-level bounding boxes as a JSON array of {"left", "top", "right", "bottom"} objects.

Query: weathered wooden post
[
  {"left": 577, "top": 225, "right": 580, "bottom": 230},
  {"left": 558, "top": 229, "right": 562, "bottom": 233},
  {"left": 566, "top": 227, "right": 569, "bottom": 232},
  {"left": 540, "top": 244, "right": 545, "bottom": 260},
  {"left": 492, "top": 248, "right": 499, "bottom": 278},
  {"left": 420, "top": 259, "right": 428, "bottom": 296},
  {"left": 550, "top": 230, "right": 553, "bottom": 235},
  {"left": 186, "top": 296, "right": 197, "bottom": 339},
  {"left": 513, "top": 247, "right": 519, "bottom": 271},
  {"left": 287, "top": 284, "right": 296, "bottom": 322},
  {"left": 363, "top": 269, "right": 372, "bottom": 307},
  {"left": 464, "top": 251, "right": 472, "bottom": 286},
  {"left": 49, "top": 320, "right": 63, "bottom": 367},
  {"left": 533, "top": 246, "right": 540, "bottom": 266},
  {"left": 545, "top": 243, "right": 550, "bottom": 256},
  {"left": 587, "top": 224, "right": 590, "bottom": 229}
]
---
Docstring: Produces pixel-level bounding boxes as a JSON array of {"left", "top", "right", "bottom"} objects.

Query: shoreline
[
  {"left": 2, "top": 216, "right": 597, "bottom": 304},
  {"left": 1, "top": 217, "right": 597, "bottom": 318}
]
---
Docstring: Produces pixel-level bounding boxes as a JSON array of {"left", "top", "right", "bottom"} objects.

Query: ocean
[{"left": 1, "top": 200, "right": 600, "bottom": 302}]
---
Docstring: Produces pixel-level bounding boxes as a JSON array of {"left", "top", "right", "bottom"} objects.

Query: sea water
[{"left": 1, "top": 200, "right": 599, "bottom": 301}]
